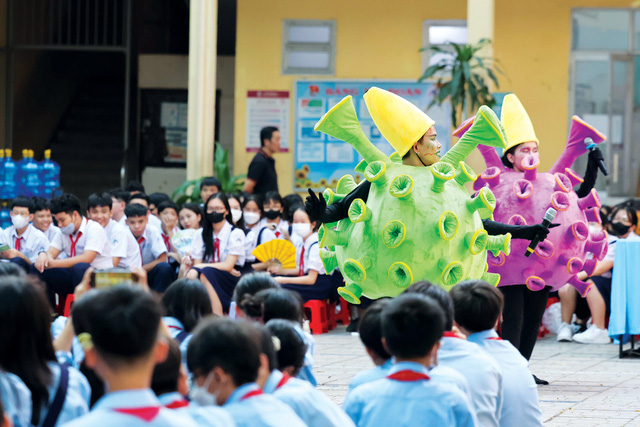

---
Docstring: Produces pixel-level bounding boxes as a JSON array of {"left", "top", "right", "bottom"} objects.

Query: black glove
[
  {"left": 512, "top": 223, "right": 560, "bottom": 241},
  {"left": 587, "top": 146, "right": 604, "bottom": 166},
  {"left": 305, "top": 189, "right": 327, "bottom": 224}
]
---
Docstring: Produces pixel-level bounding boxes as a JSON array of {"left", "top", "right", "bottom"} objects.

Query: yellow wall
[
  {"left": 234, "top": 0, "right": 466, "bottom": 195},
  {"left": 493, "top": 0, "right": 632, "bottom": 172}
]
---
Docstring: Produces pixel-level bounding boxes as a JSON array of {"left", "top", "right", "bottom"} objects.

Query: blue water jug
[
  {"left": 15, "top": 149, "right": 28, "bottom": 196},
  {"left": 2, "top": 149, "right": 17, "bottom": 199},
  {"left": 42, "top": 149, "right": 60, "bottom": 199},
  {"left": 23, "top": 150, "right": 40, "bottom": 197},
  {"left": 0, "top": 149, "right": 5, "bottom": 197},
  {"left": 0, "top": 204, "right": 10, "bottom": 228}
]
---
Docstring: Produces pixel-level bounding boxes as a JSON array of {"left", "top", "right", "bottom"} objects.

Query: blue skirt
[
  {"left": 198, "top": 267, "right": 240, "bottom": 313},
  {"left": 281, "top": 272, "right": 342, "bottom": 302}
]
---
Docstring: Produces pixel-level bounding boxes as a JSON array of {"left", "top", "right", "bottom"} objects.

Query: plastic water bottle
[
  {"left": 23, "top": 150, "right": 40, "bottom": 197},
  {"left": 15, "top": 149, "right": 28, "bottom": 195},
  {"left": 2, "top": 149, "right": 17, "bottom": 199},
  {"left": 42, "top": 149, "right": 60, "bottom": 199},
  {"left": 0, "top": 203, "right": 10, "bottom": 228},
  {"left": 0, "top": 149, "right": 5, "bottom": 197}
]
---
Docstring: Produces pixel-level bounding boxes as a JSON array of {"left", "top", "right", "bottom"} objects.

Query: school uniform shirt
[
  {"left": 117, "top": 215, "right": 127, "bottom": 226},
  {"left": 295, "top": 232, "right": 324, "bottom": 275},
  {"left": 0, "top": 370, "right": 32, "bottom": 427},
  {"left": 467, "top": 330, "right": 542, "bottom": 427},
  {"left": 244, "top": 225, "right": 276, "bottom": 262},
  {"left": 429, "top": 365, "right": 472, "bottom": 403},
  {"left": 161, "top": 226, "right": 181, "bottom": 253},
  {"left": 51, "top": 316, "right": 85, "bottom": 369},
  {"left": 343, "top": 361, "right": 476, "bottom": 427},
  {"left": 438, "top": 334, "right": 503, "bottom": 427},
  {"left": 105, "top": 219, "right": 142, "bottom": 269},
  {"left": 223, "top": 383, "right": 306, "bottom": 427},
  {"left": 136, "top": 225, "right": 168, "bottom": 266},
  {"left": 2, "top": 223, "right": 49, "bottom": 262},
  {"left": 43, "top": 224, "right": 62, "bottom": 243},
  {"left": 257, "top": 218, "right": 290, "bottom": 239},
  {"left": 190, "top": 222, "right": 245, "bottom": 266},
  {"left": 348, "top": 359, "right": 394, "bottom": 393},
  {"left": 62, "top": 389, "right": 199, "bottom": 427},
  {"left": 157, "top": 393, "right": 236, "bottom": 427},
  {"left": 148, "top": 214, "right": 163, "bottom": 233},
  {"left": 599, "top": 233, "right": 640, "bottom": 278},
  {"left": 298, "top": 328, "right": 317, "bottom": 387},
  {"left": 51, "top": 218, "right": 113, "bottom": 269},
  {"left": 162, "top": 317, "right": 191, "bottom": 366},
  {"left": 37, "top": 362, "right": 90, "bottom": 426},
  {"left": 264, "top": 370, "right": 355, "bottom": 427}
]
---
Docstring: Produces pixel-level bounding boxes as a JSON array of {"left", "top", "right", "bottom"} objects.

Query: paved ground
[{"left": 314, "top": 326, "right": 640, "bottom": 426}]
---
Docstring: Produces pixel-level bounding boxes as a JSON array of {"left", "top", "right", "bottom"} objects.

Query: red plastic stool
[
  {"left": 326, "top": 301, "right": 337, "bottom": 330},
  {"left": 64, "top": 295, "right": 75, "bottom": 317},
  {"left": 335, "top": 297, "right": 351, "bottom": 325},
  {"left": 304, "top": 300, "right": 329, "bottom": 335},
  {"left": 55, "top": 294, "right": 68, "bottom": 317}
]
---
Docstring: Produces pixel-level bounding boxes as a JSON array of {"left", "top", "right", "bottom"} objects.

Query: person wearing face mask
[
  {"left": 241, "top": 194, "right": 276, "bottom": 274},
  {"left": 228, "top": 194, "right": 245, "bottom": 230},
  {"left": 259, "top": 192, "right": 290, "bottom": 239},
  {"left": 183, "top": 193, "right": 246, "bottom": 316},
  {"left": 0, "top": 196, "right": 50, "bottom": 272},
  {"left": 31, "top": 196, "right": 63, "bottom": 245}
]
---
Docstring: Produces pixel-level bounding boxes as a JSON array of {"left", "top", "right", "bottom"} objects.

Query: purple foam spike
[
  {"left": 585, "top": 237, "right": 608, "bottom": 261},
  {"left": 566, "top": 221, "right": 589, "bottom": 242},
  {"left": 569, "top": 275, "right": 593, "bottom": 297},
  {"left": 584, "top": 207, "right": 602, "bottom": 224},
  {"left": 549, "top": 115, "right": 607, "bottom": 174},
  {"left": 524, "top": 272, "right": 546, "bottom": 291},
  {"left": 583, "top": 258, "right": 598, "bottom": 276},
  {"left": 554, "top": 173, "right": 572, "bottom": 193},
  {"left": 473, "top": 167, "right": 501, "bottom": 191},
  {"left": 559, "top": 254, "right": 584, "bottom": 275},
  {"left": 577, "top": 188, "right": 601, "bottom": 211},
  {"left": 522, "top": 156, "right": 539, "bottom": 181},
  {"left": 564, "top": 168, "right": 584, "bottom": 187}
]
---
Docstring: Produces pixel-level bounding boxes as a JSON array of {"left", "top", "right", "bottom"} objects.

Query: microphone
[
  {"left": 525, "top": 208, "right": 557, "bottom": 257},
  {"left": 584, "top": 137, "right": 608, "bottom": 176}
]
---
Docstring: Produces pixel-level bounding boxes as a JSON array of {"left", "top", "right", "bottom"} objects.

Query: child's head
[
  {"left": 232, "top": 273, "right": 280, "bottom": 318},
  {"left": 204, "top": 193, "right": 232, "bottom": 227},
  {"left": 242, "top": 194, "right": 264, "bottom": 227},
  {"left": 381, "top": 294, "right": 444, "bottom": 363},
  {"left": 263, "top": 192, "right": 284, "bottom": 221},
  {"left": 187, "top": 318, "right": 261, "bottom": 405},
  {"left": 358, "top": 299, "right": 392, "bottom": 365},
  {"left": 51, "top": 193, "right": 84, "bottom": 235},
  {"left": 87, "top": 192, "right": 113, "bottom": 228},
  {"left": 227, "top": 194, "right": 243, "bottom": 227},
  {"left": 450, "top": 280, "right": 504, "bottom": 334},
  {"left": 403, "top": 281, "right": 454, "bottom": 331},
  {"left": 501, "top": 141, "right": 539, "bottom": 171},
  {"left": 151, "top": 339, "right": 188, "bottom": 398},
  {"left": 129, "top": 193, "right": 151, "bottom": 209},
  {"left": 291, "top": 205, "right": 317, "bottom": 239},
  {"left": 240, "top": 288, "right": 303, "bottom": 324},
  {"left": 125, "top": 203, "right": 149, "bottom": 238},
  {"left": 110, "top": 190, "right": 130, "bottom": 219},
  {"left": 161, "top": 279, "right": 213, "bottom": 333},
  {"left": 31, "top": 197, "right": 53, "bottom": 232},
  {"left": 607, "top": 202, "right": 638, "bottom": 237},
  {"left": 200, "top": 177, "right": 222, "bottom": 204},
  {"left": 283, "top": 194, "right": 303, "bottom": 223},
  {"left": 9, "top": 196, "right": 35, "bottom": 230},
  {"left": 72, "top": 285, "right": 167, "bottom": 382},
  {"left": 179, "top": 203, "right": 202, "bottom": 230},
  {"left": 125, "top": 180, "right": 145, "bottom": 195},
  {"left": 157, "top": 201, "right": 179, "bottom": 230},
  {"left": 149, "top": 193, "right": 171, "bottom": 216},
  {"left": 265, "top": 319, "right": 307, "bottom": 377}
]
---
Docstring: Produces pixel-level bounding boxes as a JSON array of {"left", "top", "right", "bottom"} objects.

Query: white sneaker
[
  {"left": 557, "top": 322, "right": 573, "bottom": 342},
  {"left": 572, "top": 325, "right": 611, "bottom": 344}
]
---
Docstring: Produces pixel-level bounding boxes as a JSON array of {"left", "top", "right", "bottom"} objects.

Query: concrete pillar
[{"left": 187, "top": 0, "right": 218, "bottom": 180}]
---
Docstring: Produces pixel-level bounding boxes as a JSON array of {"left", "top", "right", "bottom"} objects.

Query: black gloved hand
[
  {"left": 305, "top": 189, "right": 327, "bottom": 225},
  {"left": 514, "top": 223, "right": 560, "bottom": 241},
  {"left": 587, "top": 146, "right": 604, "bottom": 166}
]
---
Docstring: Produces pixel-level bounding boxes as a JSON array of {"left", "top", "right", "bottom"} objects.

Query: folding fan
[{"left": 252, "top": 239, "right": 297, "bottom": 269}]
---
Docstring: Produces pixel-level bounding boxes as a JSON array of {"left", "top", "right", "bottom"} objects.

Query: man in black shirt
[{"left": 244, "top": 126, "right": 280, "bottom": 195}]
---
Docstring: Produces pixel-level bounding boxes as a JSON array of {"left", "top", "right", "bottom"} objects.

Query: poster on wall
[
  {"left": 245, "top": 90, "right": 290, "bottom": 152},
  {"left": 160, "top": 101, "right": 189, "bottom": 163},
  {"left": 293, "top": 80, "right": 451, "bottom": 191}
]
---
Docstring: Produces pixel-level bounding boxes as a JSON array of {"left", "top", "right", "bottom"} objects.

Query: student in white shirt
[
  {"left": 87, "top": 193, "right": 142, "bottom": 269},
  {"left": 228, "top": 194, "right": 244, "bottom": 229},
  {"left": 198, "top": 177, "right": 222, "bottom": 208},
  {"left": 125, "top": 203, "right": 174, "bottom": 294},
  {"left": 0, "top": 196, "right": 49, "bottom": 272},
  {"left": 157, "top": 201, "right": 181, "bottom": 268},
  {"left": 259, "top": 192, "right": 290, "bottom": 239},
  {"left": 29, "top": 193, "right": 112, "bottom": 306},
  {"left": 129, "top": 193, "right": 163, "bottom": 232},
  {"left": 31, "top": 197, "right": 63, "bottom": 244},
  {"left": 109, "top": 190, "right": 130, "bottom": 226},
  {"left": 178, "top": 203, "right": 202, "bottom": 231},
  {"left": 270, "top": 206, "right": 340, "bottom": 302},
  {"left": 184, "top": 193, "right": 245, "bottom": 316},
  {"left": 241, "top": 194, "right": 276, "bottom": 274}
]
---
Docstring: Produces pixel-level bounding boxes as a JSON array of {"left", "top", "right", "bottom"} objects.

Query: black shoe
[
  {"left": 533, "top": 374, "right": 549, "bottom": 385},
  {"left": 346, "top": 317, "right": 360, "bottom": 333}
]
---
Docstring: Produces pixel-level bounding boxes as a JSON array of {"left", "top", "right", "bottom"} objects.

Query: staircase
[{"left": 49, "top": 80, "right": 125, "bottom": 201}]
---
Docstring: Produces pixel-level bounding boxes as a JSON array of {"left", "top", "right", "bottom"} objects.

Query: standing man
[{"left": 243, "top": 126, "right": 280, "bottom": 195}]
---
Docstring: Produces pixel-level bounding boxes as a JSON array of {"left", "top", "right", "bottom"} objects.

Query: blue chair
[{"left": 609, "top": 241, "right": 640, "bottom": 358}]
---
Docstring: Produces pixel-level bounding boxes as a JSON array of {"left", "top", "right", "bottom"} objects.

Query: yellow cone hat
[
  {"left": 363, "top": 87, "right": 435, "bottom": 157},
  {"left": 501, "top": 94, "right": 539, "bottom": 151}
]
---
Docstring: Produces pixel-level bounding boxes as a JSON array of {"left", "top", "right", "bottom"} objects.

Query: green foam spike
[
  {"left": 338, "top": 283, "right": 362, "bottom": 304},
  {"left": 454, "top": 161, "right": 478, "bottom": 186},
  {"left": 487, "top": 233, "right": 511, "bottom": 256},
  {"left": 482, "top": 272, "right": 501, "bottom": 287},
  {"left": 337, "top": 175, "right": 357, "bottom": 194},
  {"left": 319, "top": 249, "right": 338, "bottom": 272}
]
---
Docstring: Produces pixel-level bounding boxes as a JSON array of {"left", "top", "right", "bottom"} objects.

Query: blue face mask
[
  {"left": 190, "top": 372, "right": 217, "bottom": 407},
  {"left": 60, "top": 222, "right": 76, "bottom": 236}
]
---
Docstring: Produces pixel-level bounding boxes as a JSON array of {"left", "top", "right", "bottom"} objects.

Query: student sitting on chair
[{"left": 0, "top": 196, "right": 49, "bottom": 272}]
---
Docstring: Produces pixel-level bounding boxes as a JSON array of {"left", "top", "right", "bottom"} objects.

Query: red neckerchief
[
  {"left": 15, "top": 236, "right": 23, "bottom": 251},
  {"left": 137, "top": 236, "right": 145, "bottom": 261},
  {"left": 69, "top": 220, "right": 88, "bottom": 257},
  {"left": 161, "top": 234, "right": 171, "bottom": 252},
  {"left": 240, "top": 389, "right": 263, "bottom": 401},
  {"left": 443, "top": 331, "right": 461, "bottom": 339},
  {"left": 386, "top": 370, "right": 430, "bottom": 382},
  {"left": 113, "top": 406, "right": 161, "bottom": 421},
  {"left": 486, "top": 337, "right": 503, "bottom": 340},
  {"left": 214, "top": 238, "right": 220, "bottom": 262},
  {"left": 276, "top": 372, "right": 291, "bottom": 390},
  {"left": 298, "top": 245, "right": 306, "bottom": 276},
  {"left": 165, "top": 399, "right": 189, "bottom": 409}
]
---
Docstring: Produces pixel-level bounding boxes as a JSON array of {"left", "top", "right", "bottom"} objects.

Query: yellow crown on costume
[
  {"left": 501, "top": 94, "right": 539, "bottom": 151},
  {"left": 363, "top": 87, "right": 435, "bottom": 157}
]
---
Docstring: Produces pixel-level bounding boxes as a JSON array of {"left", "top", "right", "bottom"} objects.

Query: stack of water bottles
[{"left": 0, "top": 148, "right": 60, "bottom": 228}]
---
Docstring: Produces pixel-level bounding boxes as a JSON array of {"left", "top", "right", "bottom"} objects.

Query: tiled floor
[{"left": 314, "top": 327, "right": 640, "bottom": 426}]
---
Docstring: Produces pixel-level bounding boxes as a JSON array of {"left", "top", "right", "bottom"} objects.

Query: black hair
[
  {"left": 129, "top": 193, "right": 151, "bottom": 206},
  {"left": 157, "top": 200, "right": 179, "bottom": 216},
  {"left": 240, "top": 288, "right": 303, "bottom": 324},
  {"left": 161, "top": 279, "right": 212, "bottom": 333},
  {"left": 187, "top": 318, "right": 261, "bottom": 386},
  {"left": 227, "top": 193, "right": 245, "bottom": 229},
  {"left": 450, "top": 280, "right": 504, "bottom": 333},
  {"left": 79, "top": 361, "right": 105, "bottom": 407},
  {"left": 124, "top": 203, "right": 149, "bottom": 219},
  {"left": 110, "top": 190, "right": 131, "bottom": 204},
  {"left": 87, "top": 192, "right": 113, "bottom": 210},
  {"left": 501, "top": 146, "right": 518, "bottom": 169},
  {"left": 263, "top": 191, "right": 283, "bottom": 207},
  {"left": 599, "top": 205, "right": 612, "bottom": 227},
  {"left": 265, "top": 319, "right": 306, "bottom": 375},
  {"left": 72, "top": 285, "right": 162, "bottom": 366},
  {"left": 257, "top": 325, "right": 277, "bottom": 372},
  {"left": 151, "top": 339, "right": 182, "bottom": 397},
  {"left": 291, "top": 205, "right": 319, "bottom": 232},
  {"left": 232, "top": 272, "right": 280, "bottom": 303},
  {"left": 0, "top": 277, "right": 56, "bottom": 425},
  {"left": 611, "top": 201, "right": 639, "bottom": 227},
  {"left": 179, "top": 203, "right": 202, "bottom": 229},
  {"left": 260, "top": 126, "right": 279, "bottom": 147},
  {"left": 32, "top": 196, "right": 51, "bottom": 213},
  {"left": 10, "top": 196, "right": 35, "bottom": 213},
  {"left": 381, "top": 294, "right": 445, "bottom": 359},
  {"left": 283, "top": 194, "right": 303, "bottom": 222},
  {"left": 0, "top": 262, "right": 26, "bottom": 278},
  {"left": 125, "top": 180, "right": 145, "bottom": 193},
  {"left": 149, "top": 192, "right": 171, "bottom": 208},
  {"left": 202, "top": 193, "right": 232, "bottom": 261},
  {"left": 200, "top": 177, "right": 222, "bottom": 191},
  {"left": 242, "top": 194, "right": 264, "bottom": 213},
  {"left": 403, "top": 281, "right": 454, "bottom": 330},
  {"left": 51, "top": 193, "right": 83, "bottom": 216},
  {"left": 358, "top": 299, "right": 392, "bottom": 361}
]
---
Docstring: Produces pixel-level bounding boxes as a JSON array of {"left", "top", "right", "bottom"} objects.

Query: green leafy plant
[
  {"left": 171, "top": 142, "right": 246, "bottom": 205},
  {"left": 419, "top": 38, "right": 503, "bottom": 127}
]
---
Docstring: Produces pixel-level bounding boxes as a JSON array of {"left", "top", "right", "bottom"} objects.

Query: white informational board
[{"left": 245, "top": 91, "right": 290, "bottom": 152}]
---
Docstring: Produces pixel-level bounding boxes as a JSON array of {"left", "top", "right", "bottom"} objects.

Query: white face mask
[
  {"left": 60, "top": 222, "right": 76, "bottom": 236},
  {"left": 292, "top": 223, "right": 311, "bottom": 238},
  {"left": 11, "top": 214, "right": 29, "bottom": 230},
  {"left": 243, "top": 212, "right": 260, "bottom": 226},
  {"left": 190, "top": 372, "right": 217, "bottom": 407},
  {"left": 231, "top": 209, "right": 243, "bottom": 224}
]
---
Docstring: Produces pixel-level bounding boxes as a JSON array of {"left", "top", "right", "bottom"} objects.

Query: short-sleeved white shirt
[
  {"left": 51, "top": 218, "right": 113, "bottom": 269},
  {"left": 190, "top": 221, "right": 245, "bottom": 266},
  {"left": 295, "top": 232, "right": 325, "bottom": 275},
  {"left": 135, "top": 225, "right": 167, "bottom": 266},
  {"left": 245, "top": 225, "right": 276, "bottom": 262},
  {"left": 147, "top": 214, "right": 163, "bottom": 233},
  {"left": 105, "top": 219, "right": 142, "bottom": 269},
  {"left": 601, "top": 232, "right": 640, "bottom": 278},
  {"left": 258, "top": 218, "right": 290, "bottom": 239},
  {"left": 42, "top": 224, "right": 62, "bottom": 244},
  {"left": 2, "top": 224, "right": 49, "bottom": 262}
]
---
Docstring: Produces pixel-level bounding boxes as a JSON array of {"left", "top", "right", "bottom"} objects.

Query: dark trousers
[
  {"left": 9, "top": 257, "right": 30, "bottom": 273},
  {"left": 500, "top": 285, "right": 550, "bottom": 361},
  {"left": 29, "top": 263, "right": 91, "bottom": 307},
  {"left": 147, "top": 262, "right": 175, "bottom": 293}
]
